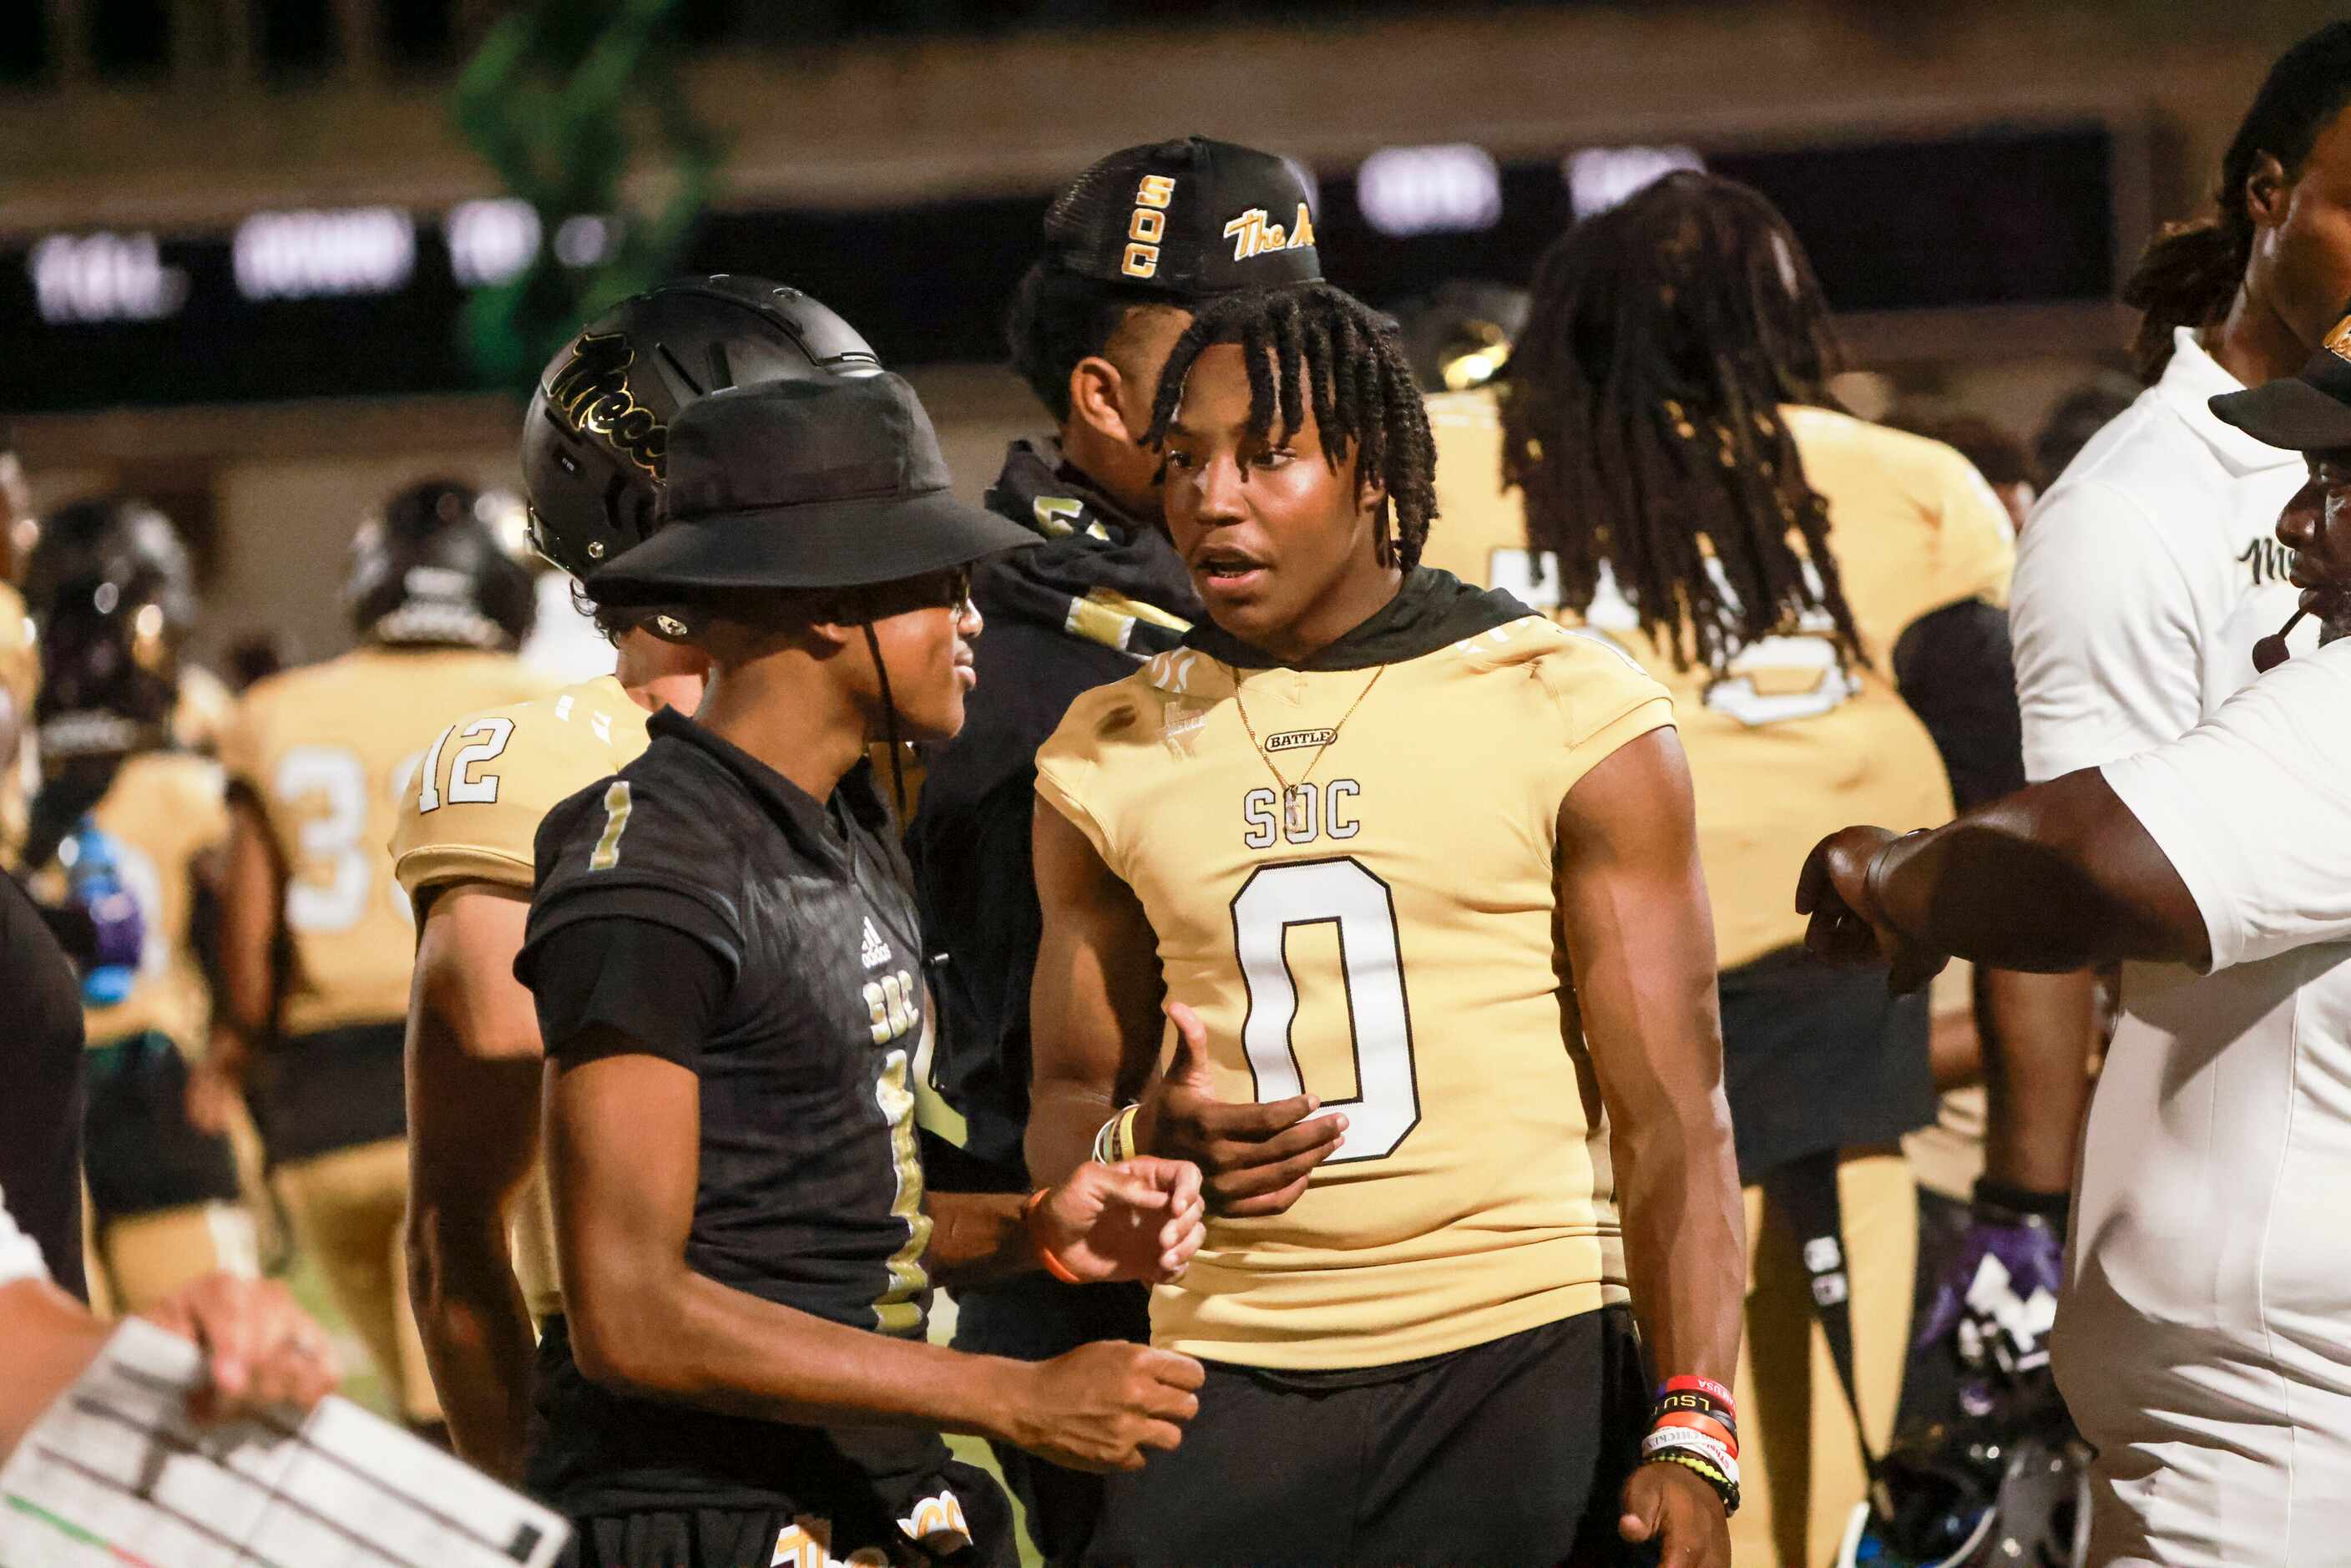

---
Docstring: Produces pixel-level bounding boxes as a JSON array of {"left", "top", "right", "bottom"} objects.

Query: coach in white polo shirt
[
  {"left": 1794, "top": 317, "right": 2351, "bottom": 1565},
  {"left": 1979, "top": 23, "right": 2351, "bottom": 1390}
]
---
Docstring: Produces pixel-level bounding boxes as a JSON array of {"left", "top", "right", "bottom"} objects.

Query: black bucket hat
[
  {"left": 2211, "top": 301, "right": 2351, "bottom": 452},
  {"left": 586, "top": 372, "right": 1036, "bottom": 605}
]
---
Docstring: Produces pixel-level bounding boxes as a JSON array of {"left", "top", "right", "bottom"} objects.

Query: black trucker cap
[
  {"left": 586, "top": 372, "right": 1035, "bottom": 604},
  {"left": 1043, "top": 135, "right": 1322, "bottom": 297},
  {"left": 2211, "top": 301, "right": 2351, "bottom": 453}
]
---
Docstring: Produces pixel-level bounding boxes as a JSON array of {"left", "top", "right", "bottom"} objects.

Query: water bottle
[{"left": 62, "top": 818, "right": 144, "bottom": 1007}]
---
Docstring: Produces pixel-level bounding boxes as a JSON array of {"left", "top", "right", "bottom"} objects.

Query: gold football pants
[
  {"left": 1730, "top": 1145, "right": 1918, "bottom": 1568},
  {"left": 275, "top": 1136, "right": 442, "bottom": 1424}
]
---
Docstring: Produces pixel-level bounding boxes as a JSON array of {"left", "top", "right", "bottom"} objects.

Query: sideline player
[
  {"left": 393, "top": 276, "right": 880, "bottom": 1479},
  {"left": 522, "top": 373, "right": 1208, "bottom": 1567},
  {"left": 1455, "top": 172, "right": 2018, "bottom": 1563},
  {"left": 20, "top": 501, "right": 255, "bottom": 1313},
  {"left": 195, "top": 480, "right": 548, "bottom": 1433},
  {"left": 908, "top": 134, "right": 1315, "bottom": 1560},
  {"left": 1995, "top": 18, "right": 2351, "bottom": 1339},
  {"left": 1797, "top": 321, "right": 2351, "bottom": 1562},
  {"left": 1028, "top": 281, "right": 1742, "bottom": 1567}
]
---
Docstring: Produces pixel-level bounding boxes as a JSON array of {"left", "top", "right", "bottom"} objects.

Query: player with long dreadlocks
[
  {"left": 1028, "top": 279, "right": 1743, "bottom": 1566},
  {"left": 1439, "top": 170, "right": 2020, "bottom": 1566}
]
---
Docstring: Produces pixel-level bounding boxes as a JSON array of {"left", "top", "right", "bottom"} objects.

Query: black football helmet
[
  {"left": 34, "top": 569, "right": 185, "bottom": 766},
  {"left": 346, "top": 478, "right": 537, "bottom": 650},
  {"left": 1836, "top": 1399, "right": 2091, "bottom": 1568},
  {"left": 520, "top": 275, "right": 882, "bottom": 585},
  {"left": 23, "top": 498, "right": 196, "bottom": 642}
]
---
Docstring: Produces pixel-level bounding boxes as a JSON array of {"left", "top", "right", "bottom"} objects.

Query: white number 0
[{"left": 1231, "top": 857, "right": 1418, "bottom": 1163}]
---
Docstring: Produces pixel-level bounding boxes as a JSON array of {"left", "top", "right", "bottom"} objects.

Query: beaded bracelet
[{"left": 1646, "top": 1450, "right": 1742, "bottom": 1517}]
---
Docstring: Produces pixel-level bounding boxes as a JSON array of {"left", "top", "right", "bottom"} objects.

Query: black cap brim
[
  {"left": 2210, "top": 378, "right": 2351, "bottom": 453},
  {"left": 585, "top": 488, "right": 1038, "bottom": 607}
]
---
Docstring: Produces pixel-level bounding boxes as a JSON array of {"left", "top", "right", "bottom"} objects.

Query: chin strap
[{"left": 860, "top": 620, "right": 910, "bottom": 822}]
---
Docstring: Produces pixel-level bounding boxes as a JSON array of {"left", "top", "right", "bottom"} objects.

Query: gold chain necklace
[{"left": 1226, "top": 664, "right": 1387, "bottom": 835}]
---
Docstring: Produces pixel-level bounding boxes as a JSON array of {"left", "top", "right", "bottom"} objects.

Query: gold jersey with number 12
[
  {"left": 1422, "top": 387, "right": 2016, "bottom": 969},
  {"left": 1036, "top": 607, "right": 1674, "bottom": 1370},
  {"left": 390, "top": 671, "right": 655, "bottom": 1325},
  {"left": 220, "top": 646, "right": 554, "bottom": 1038}
]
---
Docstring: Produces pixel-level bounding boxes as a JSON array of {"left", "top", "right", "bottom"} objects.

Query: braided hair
[
  {"left": 1503, "top": 170, "right": 1858, "bottom": 675},
  {"left": 2124, "top": 21, "right": 2351, "bottom": 382},
  {"left": 1142, "top": 282, "right": 1436, "bottom": 571}
]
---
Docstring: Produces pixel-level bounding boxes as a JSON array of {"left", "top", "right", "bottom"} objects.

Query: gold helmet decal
[{"left": 543, "top": 331, "right": 668, "bottom": 479}]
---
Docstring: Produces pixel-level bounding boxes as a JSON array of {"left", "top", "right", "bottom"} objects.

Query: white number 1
[{"left": 1230, "top": 857, "right": 1419, "bottom": 1162}]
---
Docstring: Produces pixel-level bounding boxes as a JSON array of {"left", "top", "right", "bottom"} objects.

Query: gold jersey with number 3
[
  {"left": 220, "top": 646, "right": 554, "bottom": 1038},
  {"left": 389, "top": 670, "right": 655, "bottom": 1324},
  {"left": 1036, "top": 607, "right": 1674, "bottom": 1369},
  {"left": 1423, "top": 387, "right": 2017, "bottom": 969}
]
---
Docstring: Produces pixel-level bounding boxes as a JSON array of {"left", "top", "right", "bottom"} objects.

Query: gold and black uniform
[
  {"left": 1428, "top": 386, "right": 2019, "bottom": 1565},
  {"left": 389, "top": 671, "right": 656, "bottom": 1329},
  {"left": 513, "top": 706, "right": 1007, "bottom": 1559},
  {"left": 220, "top": 643, "right": 551, "bottom": 1422},
  {"left": 29, "top": 749, "right": 252, "bottom": 1313},
  {"left": 1040, "top": 571, "right": 1666, "bottom": 1565}
]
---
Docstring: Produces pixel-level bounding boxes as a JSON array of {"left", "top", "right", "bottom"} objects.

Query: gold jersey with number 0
[
  {"left": 1424, "top": 388, "right": 2017, "bottom": 969},
  {"left": 389, "top": 671, "right": 655, "bottom": 1324},
  {"left": 1036, "top": 612, "right": 1674, "bottom": 1369},
  {"left": 27, "top": 751, "right": 229, "bottom": 1052},
  {"left": 220, "top": 646, "right": 554, "bottom": 1039}
]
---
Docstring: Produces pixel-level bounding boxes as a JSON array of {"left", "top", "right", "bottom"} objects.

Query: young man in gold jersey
[
  {"left": 1449, "top": 173, "right": 2022, "bottom": 1566},
  {"left": 392, "top": 276, "right": 893, "bottom": 1479},
  {"left": 1028, "top": 281, "right": 1744, "bottom": 1567},
  {"left": 20, "top": 501, "right": 256, "bottom": 1314},
  {"left": 195, "top": 478, "right": 551, "bottom": 1433}
]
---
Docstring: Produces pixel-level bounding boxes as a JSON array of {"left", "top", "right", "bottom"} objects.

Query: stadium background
[{"left": 0, "top": 0, "right": 2333, "bottom": 1500}]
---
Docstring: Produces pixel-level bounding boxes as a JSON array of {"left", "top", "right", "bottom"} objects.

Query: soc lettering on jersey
[{"left": 1034, "top": 614, "right": 1672, "bottom": 1370}]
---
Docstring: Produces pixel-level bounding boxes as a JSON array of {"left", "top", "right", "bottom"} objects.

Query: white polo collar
[{"left": 2157, "top": 326, "right": 2303, "bottom": 476}]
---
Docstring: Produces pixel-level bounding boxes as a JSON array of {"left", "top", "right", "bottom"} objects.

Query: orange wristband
[{"left": 1024, "top": 1187, "right": 1085, "bottom": 1285}]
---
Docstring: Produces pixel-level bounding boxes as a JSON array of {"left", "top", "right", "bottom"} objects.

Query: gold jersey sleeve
[
  {"left": 220, "top": 647, "right": 558, "bottom": 1038},
  {"left": 389, "top": 673, "right": 654, "bottom": 901},
  {"left": 26, "top": 751, "right": 230, "bottom": 1053},
  {"left": 388, "top": 673, "right": 651, "bottom": 1327},
  {"left": 0, "top": 583, "right": 36, "bottom": 865},
  {"left": 1036, "top": 616, "right": 1673, "bottom": 1369},
  {"left": 1420, "top": 390, "right": 2018, "bottom": 968}
]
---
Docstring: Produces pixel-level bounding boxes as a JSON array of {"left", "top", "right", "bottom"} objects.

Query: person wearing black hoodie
[{"left": 904, "top": 136, "right": 1320, "bottom": 1561}]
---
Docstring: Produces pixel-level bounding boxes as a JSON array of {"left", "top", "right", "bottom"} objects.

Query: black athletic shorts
[
  {"left": 255, "top": 1019, "right": 407, "bottom": 1164},
  {"left": 558, "top": 1465, "right": 1016, "bottom": 1568},
  {"left": 952, "top": 1268, "right": 1149, "bottom": 1565},
  {"left": 1085, "top": 1307, "right": 1651, "bottom": 1568},
  {"left": 82, "top": 1030, "right": 242, "bottom": 1222}
]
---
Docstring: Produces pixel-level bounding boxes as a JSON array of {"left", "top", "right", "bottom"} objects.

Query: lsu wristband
[
  {"left": 1023, "top": 1188, "right": 1086, "bottom": 1285},
  {"left": 1658, "top": 1375, "right": 1735, "bottom": 1411}
]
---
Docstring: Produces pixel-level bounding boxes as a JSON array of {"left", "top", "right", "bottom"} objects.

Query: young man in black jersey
[
  {"left": 906, "top": 136, "right": 1332, "bottom": 1562},
  {"left": 518, "top": 374, "right": 1209, "bottom": 1568}
]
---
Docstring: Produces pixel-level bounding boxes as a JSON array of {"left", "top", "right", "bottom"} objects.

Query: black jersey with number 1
[{"left": 515, "top": 705, "right": 967, "bottom": 1530}]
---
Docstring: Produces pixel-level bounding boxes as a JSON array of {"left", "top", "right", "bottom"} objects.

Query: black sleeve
[
  {"left": 518, "top": 908, "right": 732, "bottom": 1071},
  {"left": 1892, "top": 597, "right": 2027, "bottom": 812}
]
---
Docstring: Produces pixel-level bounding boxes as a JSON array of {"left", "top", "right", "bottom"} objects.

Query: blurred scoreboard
[{"left": 0, "top": 123, "right": 2121, "bottom": 413}]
